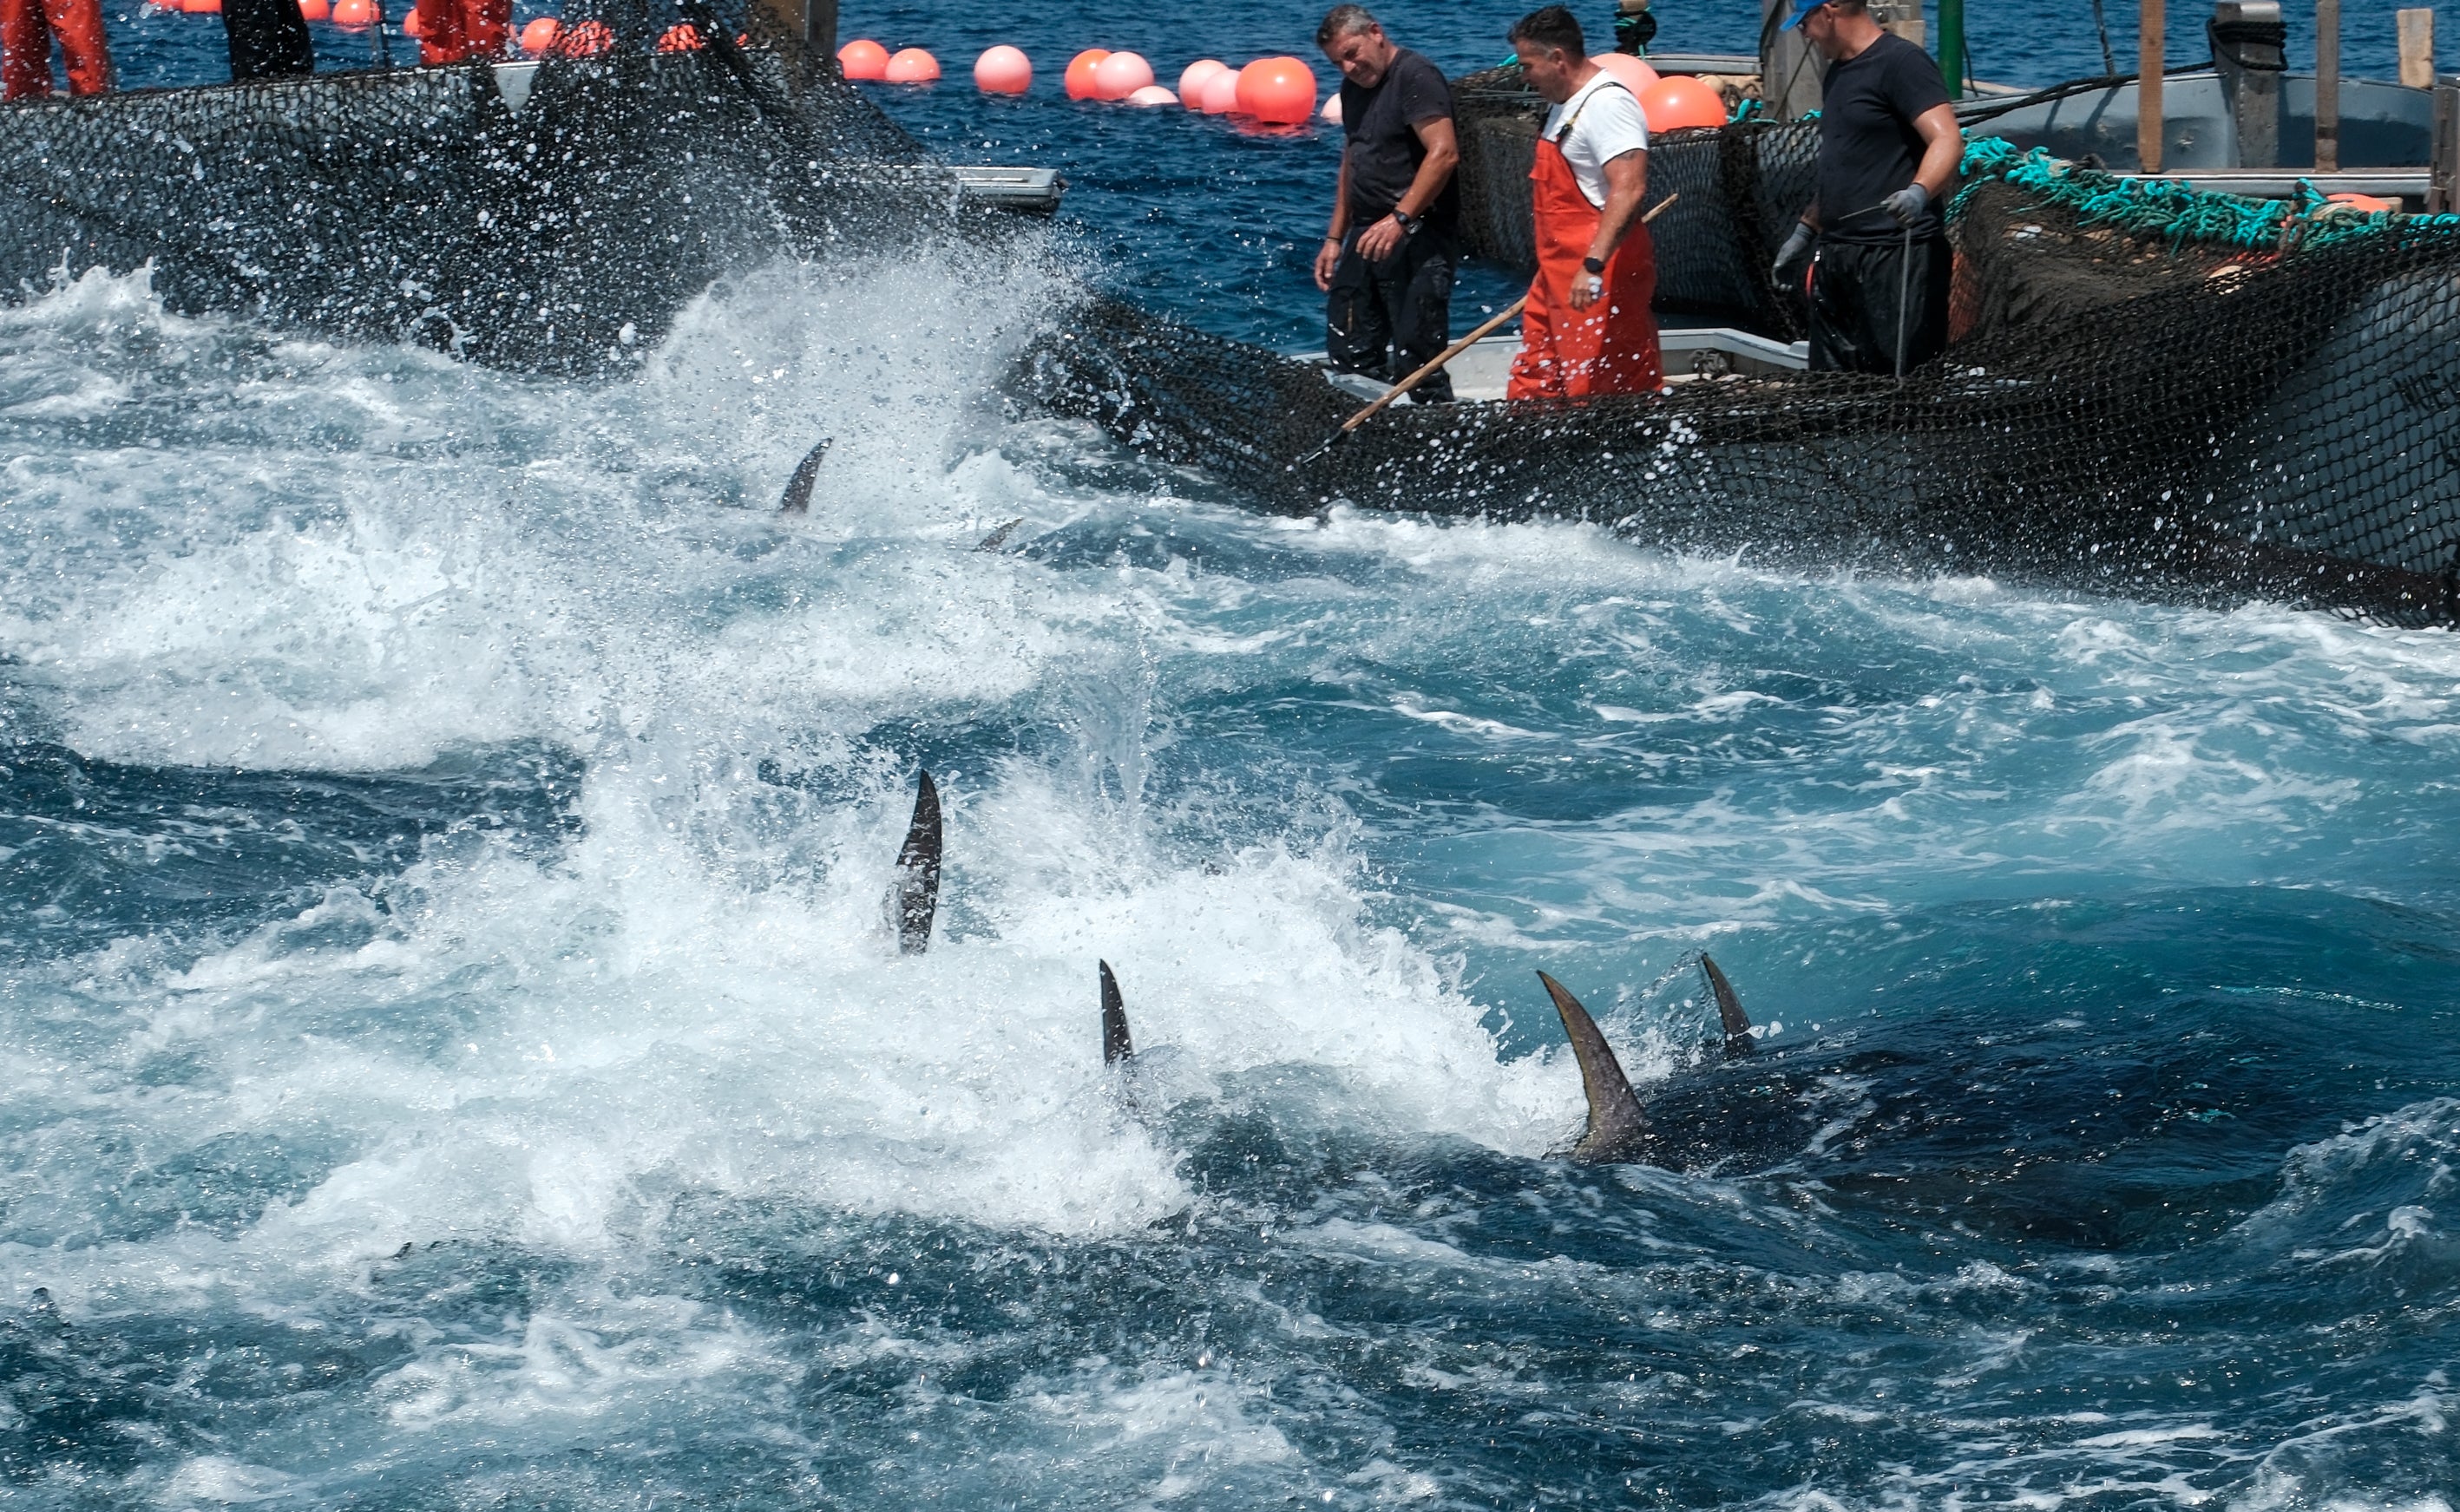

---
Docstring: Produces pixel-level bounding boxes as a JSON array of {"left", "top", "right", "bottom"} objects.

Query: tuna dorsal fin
[
  {"left": 890, "top": 770, "right": 941, "bottom": 955},
  {"left": 778, "top": 437, "right": 832, "bottom": 514},
  {"left": 1537, "top": 971, "right": 1650, "bottom": 1162},
  {"left": 975, "top": 518, "right": 1025, "bottom": 553},
  {"left": 1700, "top": 954, "right": 1755, "bottom": 1057},
  {"left": 1100, "top": 960, "right": 1134, "bottom": 1064}
]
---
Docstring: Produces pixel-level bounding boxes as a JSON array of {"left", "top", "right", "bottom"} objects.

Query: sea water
[{"left": 6, "top": 2, "right": 2460, "bottom": 1507}]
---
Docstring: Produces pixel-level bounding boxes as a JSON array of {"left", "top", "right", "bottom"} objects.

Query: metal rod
[
  {"left": 2138, "top": 0, "right": 2164, "bottom": 173},
  {"left": 2398, "top": 9, "right": 2434, "bottom": 91},
  {"left": 2316, "top": 0, "right": 2340, "bottom": 173},
  {"left": 1937, "top": 0, "right": 1965, "bottom": 97}
]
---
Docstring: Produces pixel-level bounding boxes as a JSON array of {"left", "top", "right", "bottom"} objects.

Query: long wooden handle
[{"left": 1336, "top": 190, "right": 1682, "bottom": 432}]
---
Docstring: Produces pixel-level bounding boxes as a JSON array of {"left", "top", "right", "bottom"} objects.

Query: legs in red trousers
[{"left": 1, "top": 0, "right": 112, "bottom": 100}]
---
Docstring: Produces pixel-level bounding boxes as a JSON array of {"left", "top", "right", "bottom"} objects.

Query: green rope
[{"left": 1951, "top": 135, "right": 2460, "bottom": 253}]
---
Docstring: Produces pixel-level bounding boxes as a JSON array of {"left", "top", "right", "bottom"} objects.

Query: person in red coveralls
[
  {"left": 0, "top": 0, "right": 113, "bottom": 100},
  {"left": 1503, "top": 3, "right": 1661, "bottom": 400},
  {"left": 417, "top": 0, "right": 508, "bottom": 63}
]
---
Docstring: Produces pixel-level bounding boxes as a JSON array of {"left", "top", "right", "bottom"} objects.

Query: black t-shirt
[
  {"left": 1814, "top": 31, "right": 1951, "bottom": 244},
  {"left": 1340, "top": 47, "right": 1460, "bottom": 235}
]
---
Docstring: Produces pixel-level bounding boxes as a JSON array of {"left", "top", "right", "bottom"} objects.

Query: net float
[
  {"left": 884, "top": 47, "right": 939, "bottom": 82},
  {"left": 1063, "top": 49, "right": 1109, "bottom": 100},
  {"left": 1125, "top": 84, "right": 1178, "bottom": 107},
  {"left": 518, "top": 15, "right": 557, "bottom": 51},
  {"left": 656, "top": 22, "right": 702, "bottom": 51},
  {"left": 837, "top": 37, "right": 889, "bottom": 79},
  {"left": 1234, "top": 56, "right": 1317, "bottom": 125},
  {"left": 974, "top": 44, "right": 1030, "bottom": 94},
  {"left": 1637, "top": 75, "right": 1726, "bottom": 132},
  {"left": 1177, "top": 58, "right": 1226, "bottom": 103},
  {"left": 1091, "top": 50, "right": 1151, "bottom": 100}
]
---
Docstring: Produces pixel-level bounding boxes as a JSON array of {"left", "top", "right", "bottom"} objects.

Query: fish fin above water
[
  {"left": 1701, "top": 954, "right": 1755, "bottom": 1057},
  {"left": 975, "top": 518, "right": 1025, "bottom": 553},
  {"left": 890, "top": 770, "right": 941, "bottom": 955},
  {"left": 1100, "top": 959, "right": 1134, "bottom": 1064},
  {"left": 778, "top": 437, "right": 832, "bottom": 514},
  {"left": 1537, "top": 971, "right": 1650, "bottom": 1163}
]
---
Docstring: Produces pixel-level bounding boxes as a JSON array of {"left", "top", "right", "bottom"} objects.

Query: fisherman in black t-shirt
[
  {"left": 1767, "top": 0, "right": 1963, "bottom": 375},
  {"left": 1315, "top": 3, "right": 1462, "bottom": 402}
]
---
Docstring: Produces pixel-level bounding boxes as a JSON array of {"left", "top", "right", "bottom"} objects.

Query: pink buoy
[
  {"left": 1591, "top": 52, "right": 1660, "bottom": 97},
  {"left": 837, "top": 38, "right": 889, "bottom": 79},
  {"left": 1092, "top": 49, "right": 1152, "bottom": 100},
  {"left": 884, "top": 47, "right": 940, "bottom": 82},
  {"left": 1178, "top": 57, "right": 1227, "bottom": 103},
  {"left": 1125, "top": 83, "right": 1178, "bottom": 106},
  {"left": 518, "top": 15, "right": 557, "bottom": 50},
  {"left": 1234, "top": 56, "right": 1316, "bottom": 125},
  {"left": 1320, "top": 93, "right": 1342, "bottom": 123},
  {"left": 974, "top": 44, "right": 1031, "bottom": 94},
  {"left": 1197, "top": 68, "right": 1242, "bottom": 114}
]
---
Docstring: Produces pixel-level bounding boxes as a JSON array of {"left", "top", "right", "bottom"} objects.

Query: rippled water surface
[{"left": 8, "top": 2, "right": 2460, "bottom": 1508}]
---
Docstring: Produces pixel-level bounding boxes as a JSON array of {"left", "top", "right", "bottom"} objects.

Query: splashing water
[{"left": 3, "top": 231, "right": 2458, "bottom": 1509}]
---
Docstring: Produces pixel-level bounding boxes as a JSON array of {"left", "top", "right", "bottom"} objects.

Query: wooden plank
[
  {"left": 2316, "top": 0, "right": 2340, "bottom": 173},
  {"left": 2138, "top": 0, "right": 2163, "bottom": 173},
  {"left": 2400, "top": 9, "right": 2435, "bottom": 90},
  {"left": 2436, "top": 82, "right": 2460, "bottom": 213}
]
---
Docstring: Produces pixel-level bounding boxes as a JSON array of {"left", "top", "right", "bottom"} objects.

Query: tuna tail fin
[
  {"left": 1537, "top": 971, "right": 1650, "bottom": 1162},
  {"left": 778, "top": 437, "right": 832, "bottom": 514},
  {"left": 1700, "top": 954, "right": 1755, "bottom": 1057},
  {"left": 1100, "top": 960, "right": 1134, "bottom": 1064},
  {"left": 890, "top": 769, "right": 941, "bottom": 955}
]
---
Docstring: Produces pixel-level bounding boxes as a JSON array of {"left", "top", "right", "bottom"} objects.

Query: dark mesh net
[
  {"left": 1019, "top": 124, "right": 2460, "bottom": 626},
  {"left": 0, "top": 0, "right": 954, "bottom": 370}
]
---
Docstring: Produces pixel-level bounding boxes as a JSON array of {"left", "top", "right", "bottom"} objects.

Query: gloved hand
[
  {"left": 1770, "top": 220, "right": 1814, "bottom": 285},
  {"left": 1881, "top": 182, "right": 1930, "bottom": 226}
]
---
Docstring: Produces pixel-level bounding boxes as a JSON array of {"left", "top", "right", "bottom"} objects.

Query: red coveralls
[
  {"left": 1506, "top": 92, "right": 1662, "bottom": 399},
  {"left": 417, "top": 0, "right": 508, "bottom": 64},
  {"left": 0, "top": 0, "right": 112, "bottom": 99}
]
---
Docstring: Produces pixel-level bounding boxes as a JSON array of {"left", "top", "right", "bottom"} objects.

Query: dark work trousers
[
  {"left": 221, "top": 0, "right": 313, "bottom": 80},
  {"left": 1325, "top": 225, "right": 1457, "bottom": 403},
  {"left": 1807, "top": 232, "right": 1952, "bottom": 376}
]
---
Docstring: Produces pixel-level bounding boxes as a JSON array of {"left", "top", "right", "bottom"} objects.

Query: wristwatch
[
  {"left": 1393, "top": 210, "right": 1419, "bottom": 235},
  {"left": 1582, "top": 256, "right": 1605, "bottom": 273}
]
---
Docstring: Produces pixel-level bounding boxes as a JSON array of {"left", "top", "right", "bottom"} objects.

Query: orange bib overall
[
  {"left": 1506, "top": 124, "right": 1662, "bottom": 400},
  {"left": 1, "top": 0, "right": 111, "bottom": 99}
]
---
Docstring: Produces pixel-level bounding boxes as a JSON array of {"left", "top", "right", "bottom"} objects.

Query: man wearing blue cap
[{"left": 1767, "top": 0, "right": 1962, "bottom": 375}]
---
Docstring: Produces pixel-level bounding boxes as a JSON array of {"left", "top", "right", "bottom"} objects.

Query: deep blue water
[{"left": 5, "top": 3, "right": 2460, "bottom": 1509}]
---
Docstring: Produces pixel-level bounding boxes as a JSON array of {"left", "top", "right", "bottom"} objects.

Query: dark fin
[
  {"left": 975, "top": 518, "right": 1025, "bottom": 553},
  {"left": 1100, "top": 960, "right": 1134, "bottom": 1064},
  {"left": 1700, "top": 954, "right": 1755, "bottom": 1057},
  {"left": 1537, "top": 971, "right": 1650, "bottom": 1163},
  {"left": 778, "top": 437, "right": 832, "bottom": 514},
  {"left": 890, "top": 769, "right": 941, "bottom": 955},
  {"left": 25, "top": 1287, "right": 55, "bottom": 1319}
]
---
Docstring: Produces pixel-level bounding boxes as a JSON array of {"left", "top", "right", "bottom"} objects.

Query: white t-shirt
[{"left": 1540, "top": 71, "right": 1652, "bottom": 209}]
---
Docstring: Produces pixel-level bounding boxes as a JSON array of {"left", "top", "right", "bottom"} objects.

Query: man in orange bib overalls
[
  {"left": 1, "top": 0, "right": 112, "bottom": 99},
  {"left": 1504, "top": 4, "right": 1660, "bottom": 400}
]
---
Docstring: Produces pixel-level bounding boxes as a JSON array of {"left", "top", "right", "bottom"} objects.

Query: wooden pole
[
  {"left": 2138, "top": 0, "right": 2164, "bottom": 173},
  {"left": 2315, "top": 0, "right": 2339, "bottom": 173},
  {"left": 2434, "top": 79, "right": 2460, "bottom": 213},
  {"left": 2399, "top": 9, "right": 2436, "bottom": 90}
]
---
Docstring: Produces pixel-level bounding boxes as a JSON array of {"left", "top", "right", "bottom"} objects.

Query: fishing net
[
  {"left": 0, "top": 0, "right": 957, "bottom": 370},
  {"left": 1018, "top": 121, "right": 2460, "bottom": 625}
]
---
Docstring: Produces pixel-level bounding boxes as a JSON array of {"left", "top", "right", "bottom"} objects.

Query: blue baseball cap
[{"left": 1781, "top": 0, "right": 1830, "bottom": 29}]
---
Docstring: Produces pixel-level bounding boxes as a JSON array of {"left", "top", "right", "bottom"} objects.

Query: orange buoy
[
  {"left": 295, "top": 0, "right": 326, "bottom": 16},
  {"left": 1637, "top": 75, "right": 1726, "bottom": 133},
  {"left": 1592, "top": 52, "right": 1660, "bottom": 97},
  {"left": 1064, "top": 48, "right": 1109, "bottom": 99},
  {"left": 1092, "top": 49, "right": 1151, "bottom": 100},
  {"left": 519, "top": 15, "right": 557, "bottom": 51},
  {"left": 2322, "top": 192, "right": 2398, "bottom": 214},
  {"left": 1178, "top": 58, "right": 1226, "bottom": 103},
  {"left": 884, "top": 46, "right": 939, "bottom": 82},
  {"left": 1234, "top": 56, "right": 1316, "bottom": 124},
  {"left": 656, "top": 22, "right": 702, "bottom": 50},
  {"left": 180, "top": 0, "right": 221, "bottom": 13},
  {"left": 1197, "top": 67, "right": 1241, "bottom": 114},
  {"left": 1125, "top": 83, "right": 1178, "bottom": 107},
  {"left": 331, "top": 0, "right": 372, "bottom": 23},
  {"left": 838, "top": 37, "right": 889, "bottom": 79},
  {"left": 556, "top": 17, "right": 612, "bottom": 54},
  {"left": 399, "top": 4, "right": 423, "bottom": 35},
  {"left": 974, "top": 44, "right": 1030, "bottom": 94}
]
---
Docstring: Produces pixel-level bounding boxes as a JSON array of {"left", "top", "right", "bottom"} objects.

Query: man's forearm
[
  {"left": 1328, "top": 151, "right": 1353, "bottom": 240},
  {"left": 1393, "top": 146, "right": 1458, "bottom": 223}
]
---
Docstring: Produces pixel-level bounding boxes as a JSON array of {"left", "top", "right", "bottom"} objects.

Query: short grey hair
[{"left": 1316, "top": 4, "right": 1381, "bottom": 48}]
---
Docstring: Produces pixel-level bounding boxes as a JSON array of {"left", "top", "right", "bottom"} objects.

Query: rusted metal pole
[
  {"left": 2315, "top": 0, "right": 2339, "bottom": 173},
  {"left": 2138, "top": 0, "right": 2164, "bottom": 173}
]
